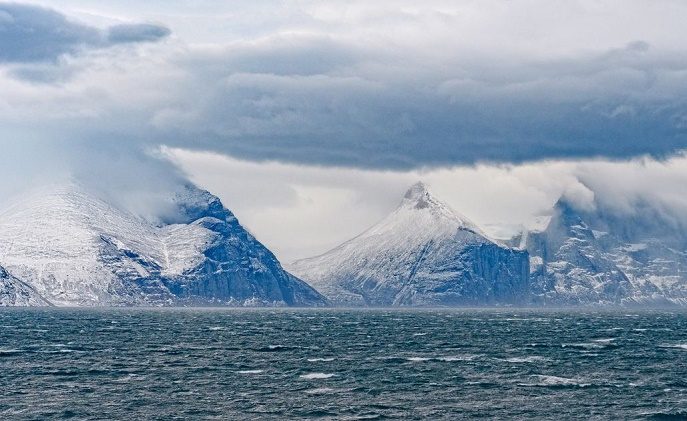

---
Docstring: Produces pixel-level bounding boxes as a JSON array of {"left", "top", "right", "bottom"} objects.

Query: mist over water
[{"left": 1, "top": 308, "right": 685, "bottom": 419}]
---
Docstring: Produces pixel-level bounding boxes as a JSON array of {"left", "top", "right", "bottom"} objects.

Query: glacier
[
  {"left": 0, "top": 182, "right": 325, "bottom": 307},
  {"left": 289, "top": 182, "right": 530, "bottom": 306}
]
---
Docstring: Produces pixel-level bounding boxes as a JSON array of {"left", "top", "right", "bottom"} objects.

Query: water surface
[{"left": 1, "top": 308, "right": 686, "bottom": 419}]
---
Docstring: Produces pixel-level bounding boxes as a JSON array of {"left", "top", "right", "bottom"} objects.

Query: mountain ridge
[
  {"left": 0, "top": 181, "right": 326, "bottom": 307},
  {"left": 524, "top": 196, "right": 687, "bottom": 306}
]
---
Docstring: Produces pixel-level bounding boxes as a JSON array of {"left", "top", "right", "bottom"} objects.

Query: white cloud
[{"left": 2, "top": 1, "right": 687, "bottom": 266}]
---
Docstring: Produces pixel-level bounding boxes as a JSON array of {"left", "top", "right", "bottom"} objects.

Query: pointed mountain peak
[
  {"left": 551, "top": 194, "right": 595, "bottom": 222},
  {"left": 404, "top": 181, "right": 429, "bottom": 199},
  {"left": 396, "top": 182, "right": 485, "bottom": 235},
  {"left": 545, "top": 196, "right": 597, "bottom": 241},
  {"left": 402, "top": 181, "right": 438, "bottom": 210}
]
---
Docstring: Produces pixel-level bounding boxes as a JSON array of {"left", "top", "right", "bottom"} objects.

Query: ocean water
[{"left": 0, "top": 309, "right": 686, "bottom": 420}]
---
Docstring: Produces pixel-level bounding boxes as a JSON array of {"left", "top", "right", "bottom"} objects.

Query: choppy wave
[
  {"left": 437, "top": 354, "right": 481, "bottom": 362},
  {"left": 519, "top": 375, "right": 592, "bottom": 388},
  {"left": 504, "top": 356, "right": 552, "bottom": 363},
  {"left": 0, "top": 308, "right": 685, "bottom": 419},
  {"left": 562, "top": 341, "right": 617, "bottom": 350},
  {"left": 658, "top": 344, "right": 687, "bottom": 350},
  {"left": 300, "top": 373, "right": 336, "bottom": 380},
  {"left": 304, "top": 387, "right": 336, "bottom": 394}
]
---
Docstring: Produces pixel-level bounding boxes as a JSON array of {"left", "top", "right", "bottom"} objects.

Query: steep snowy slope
[
  {"left": 524, "top": 198, "right": 687, "bottom": 306},
  {"left": 0, "top": 265, "right": 50, "bottom": 306},
  {"left": 0, "top": 182, "right": 325, "bottom": 307},
  {"left": 289, "top": 182, "right": 529, "bottom": 306}
]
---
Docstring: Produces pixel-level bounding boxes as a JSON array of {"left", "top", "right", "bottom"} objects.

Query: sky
[{"left": 1, "top": 1, "right": 687, "bottom": 261}]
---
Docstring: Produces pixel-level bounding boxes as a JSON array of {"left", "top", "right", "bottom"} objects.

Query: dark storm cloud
[
  {"left": 3, "top": 2, "right": 687, "bottom": 170},
  {"left": 150, "top": 39, "right": 687, "bottom": 169},
  {"left": 0, "top": 3, "right": 169, "bottom": 64}
]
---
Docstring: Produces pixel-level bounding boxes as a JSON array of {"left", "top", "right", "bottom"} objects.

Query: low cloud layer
[{"left": 164, "top": 147, "right": 687, "bottom": 261}]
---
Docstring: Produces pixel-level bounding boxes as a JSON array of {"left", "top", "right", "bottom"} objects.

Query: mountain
[
  {"left": 0, "top": 182, "right": 325, "bottom": 307},
  {"left": 524, "top": 197, "right": 687, "bottom": 306},
  {"left": 289, "top": 182, "right": 530, "bottom": 306},
  {"left": 0, "top": 264, "right": 50, "bottom": 306}
]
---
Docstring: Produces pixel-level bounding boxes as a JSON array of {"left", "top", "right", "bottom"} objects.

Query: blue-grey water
[{"left": 1, "top": 309, "right": 686, "bottom": 420}]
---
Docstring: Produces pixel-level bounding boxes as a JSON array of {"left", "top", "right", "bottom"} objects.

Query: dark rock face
[
  {"left": 381, "top": 241, "right": 531, "bottom": 307},
  {"left": 160, "top": 214, "right": 325, "bottom": 306},
  {"left": 467, "top": 243, "right": 531, "bottom": 305},
  {"left": 98, "top": 186, "right": 327, "bottom": 307}
]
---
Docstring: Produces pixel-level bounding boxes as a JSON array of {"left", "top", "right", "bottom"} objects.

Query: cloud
[
  {"left": 163, "top": 147, "right": 687, "bottom": 261},
  {"left": 107, "top": 23, "right": 171, "bottom": 44},
  {"left": 149, "top": 35, "right": 687, "bottom": 169},
  {"left": 2, "top": 1, "right": 687, "bottom": 261},
  {"left": 0, "top": 136, "right": 190, "bottom": 225},
  {"left": 0, "top": 3, "right": 100, "bottom": 63},
  {"left": 0, "top": 3, "right": 169, "bottom": 65},
  {"left": 2, "top": 1, "right": 687, "bottom": 167}
]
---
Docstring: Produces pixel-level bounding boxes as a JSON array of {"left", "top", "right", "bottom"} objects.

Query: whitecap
[
  {"left": 237, "top": 370, "right": 264, "bottom": 374},
  {"left": 114, "top": 374, "right": 146, "bottom": 382},
  {"left": 437, "top": 355, "right": 480, "bottom": 362},
  {"left": 300, "top": 373, "right": 335, "bottom": 379},
  {"left": 406, "top": 357, "right": 431, "bottom": 362},
  {"left": 208, "top": 326, "right": 225, "bottom": 331},
  {"left": 591, "top": 338, "right": 616, "bottom": 343},
  {"left": 659, "top": 344, "right": 687, "bottom": 350},
  {"left": 562, "top": 342, "right": 606, "bottom": 350},
  {"left": 520, "top": 375, "right": 590, "bottom": 388},
  {"left": 305, "top": 387, "right": 335, "bottom": 394},
  {"left": 307, "top": 357, "right": 335, "bottom": 362},
  {"left": 504, "top": 356, "right": 551, "bottom": 363},
  {"left": 412, "top": 332, "right": 428, "bottom": 336}
]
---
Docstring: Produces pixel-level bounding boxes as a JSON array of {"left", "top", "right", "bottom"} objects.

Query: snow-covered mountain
[
  {"left": 0, "top": 264, "right": 50, "bottom": 306},
  {"left": 289, "top": 182, "right": 530, "bottom": 306},
  {"left": 0, "top": 182, "right": 325, "bottom": 307},
  {"left": 523, "top": 197, "right": 687, "bottom": 306}
]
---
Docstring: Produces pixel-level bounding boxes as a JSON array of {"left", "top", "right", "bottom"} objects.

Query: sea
[{"left": 0, "top": 308, "right": 685, "bottom": 420}]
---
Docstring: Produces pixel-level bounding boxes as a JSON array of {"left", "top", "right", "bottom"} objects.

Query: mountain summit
[
  {"left": 400, "top": 182, "right": 485, "bottom": 233},
  {"left": 525, "top": 196, "right": 687, "bottom": 306},
  {"left": 403, "top": 181, "right": 436, "bottom": 208},
  {"left": 289, "top": 182, "right": 529, "bottom": 306},
  {"left": 0, "top": 182, "right": 325, "bottom": 307}
]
